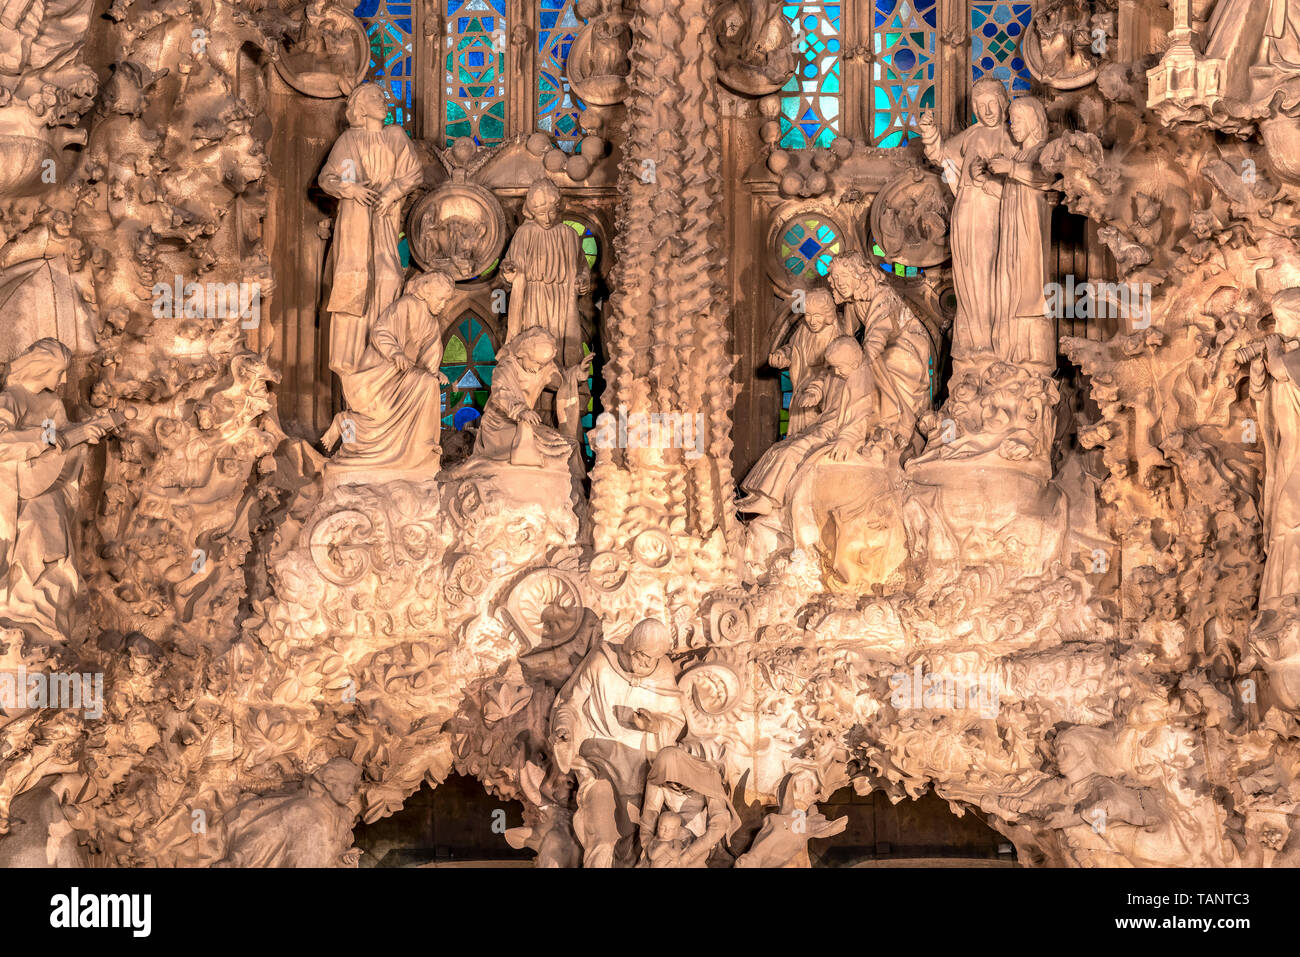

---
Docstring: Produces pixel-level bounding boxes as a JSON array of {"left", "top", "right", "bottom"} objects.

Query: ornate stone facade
[{"left": 1, "top": 0, "right": 1299, "bottom": 870}]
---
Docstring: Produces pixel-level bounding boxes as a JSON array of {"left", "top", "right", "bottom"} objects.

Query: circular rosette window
[
  {"left": 869, "top": 169, "right": 952, "bottom": 269},
  {"left": 767, "top": 208, "right": 849, "bottom": 293},
  {"left": 308, "top": 508, "right": 378, "bottom": 586},
  {"left": 503, "top": 568, "right": 586, "bottom": 649},
  {"left": 407, "top": 182, "right": 508, "bottom": 280}
]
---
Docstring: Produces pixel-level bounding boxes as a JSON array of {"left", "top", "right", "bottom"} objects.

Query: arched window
[
  {"left": 872, "top": 0, "right": 938, "bottom": 147},
  {"left": 441, "top": 312, "right": 498, "bottom": 431},
  {"left": 781, "top": 2, "right": 843, "bottom": 149}
]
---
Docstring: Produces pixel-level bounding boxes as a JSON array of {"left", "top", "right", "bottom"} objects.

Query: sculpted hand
[
  {"left": 768, "top": 349, "right": 790, "bottom": 369},
  {"left": 340, "top": 182, "right": 378, "bottom": 206},
  {"left": 392, "top": 353, "right": 413, "bottom": 373},
  {"left": 918, "top": 110, "right": 936, "bottom": 135},
  {"left": 987, "top": 156, "right": 1013, "bottom": 176},
  {"left": 520, "top": 410, "right": 542, "bottom": 427},
  {"left": 437, "top": 370, "right": 450, "bottom": 386},
  {"left": 826, "top": 438, "right": 856, "bottom": 462}
]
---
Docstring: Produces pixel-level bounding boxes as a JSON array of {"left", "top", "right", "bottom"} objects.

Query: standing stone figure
[
  {"left": 501, "top": 179, "right": 592, "bottom": 367},
  {"left": 988, "top": 95, "right": 1057, "bottom": 370},
  {"left": 322, "top": 271, "right": 455, "bottom": 473},
  {"left": 319, "top": 83, "right": 423, "bottom": 376},
  {"left": 918, "top": 78, "right": 1014, "bottom": 363},
  {"left": 549, "top": 618, "right": 685, "bottom": 867},
  {"left": 0, "top": 339, "right": 116, "bottom": 641},
  {"left": 1251, "top": 289, "right": 1300, "bottom": 607}
]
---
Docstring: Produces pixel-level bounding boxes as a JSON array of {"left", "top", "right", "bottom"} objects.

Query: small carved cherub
[{"left": 642, "top": 811, "right": 693, "bottom": 868}]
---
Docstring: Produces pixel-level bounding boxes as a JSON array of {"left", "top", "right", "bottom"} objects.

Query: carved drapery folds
[{"left": 7, "top": 0, "right": 1300, "bottom": 872}]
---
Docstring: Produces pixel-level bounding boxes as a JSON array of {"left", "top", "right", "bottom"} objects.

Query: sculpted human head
[
  {"left": 824, "top": 336, "right": 863, "bottom": 377},
  {"left": 6, "top": 338, "right": 71, "bottom": 393},
  {"left": 524, "top": 178, "right": 562, "bottom": 228},
  {"left": 828, "top": 252, "right": 875, "bottom": 304},
  {"left": 514, "top": 326, "right": 558, "bottom": 375},
  {"left": 1008, "top": 96, "right": 1048, "bottom": 148},
  {"left": 971, "top": 77, "right": 1010, "bottom": 128},
  {"left": 803, "top": 288, "right": 836, "bottom": 332},
  {"left": 345, "top": 83, "right": 388, "bottom": 127},
  {"left": 622, "top": 617, "right": 672, "bottom": 676},
  {"left": 656, "top": 810, "right": 684, "bottom": 840},
  {"left": 408, "top": 271, "right": 456, "bottom": 313}
]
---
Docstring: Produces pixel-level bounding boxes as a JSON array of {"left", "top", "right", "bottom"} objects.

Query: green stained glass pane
[
  {"left": 444, "top": 335, "right": 467, "bottom": 363},
  {"left": 442, "top": 365, "right": 467, "bottom": 383},
  {"left": 472, "top": 334, "right": 495, "bottom": 362}
]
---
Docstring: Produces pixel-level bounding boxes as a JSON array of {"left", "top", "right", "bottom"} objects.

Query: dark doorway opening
[
  {"left": 807, "top": 789, "right": 1016, "bottom": 867},
  {"left": 352, "top": 774, "right": 531, "bottom": 867}
]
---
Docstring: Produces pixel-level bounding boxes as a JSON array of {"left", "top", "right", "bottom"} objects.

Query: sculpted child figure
[
  {"left": 768, "top": 288, "right": 841, "bottom": 436},
  {"left": 737, "top": 336, "right": 875, "bottom": 515}
]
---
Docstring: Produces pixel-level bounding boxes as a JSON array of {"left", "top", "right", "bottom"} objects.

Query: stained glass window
[
  {"left": 564, "top": 219, "right": 599, "bottom": 269},
  {"left": 971, "top": 2, "right": 1033, "bottom": 97},
  {"left": 872, "top": 241, "right": 923, "bottom": 278},
  {"left": 778, "top": 368, "right": 793, "bottom": 438},
  {"left": 538, "top": 0, "right": 584, "bottom": 151},
  {"left": 354, "top": 0, "right": 416, "bottom": 129},
  {"left": 781, "top": 217, "right": 842, "bottom": 279},
  {"left": 780, "top": 2, "right": 841, "bottom": 149},
  {"left": 441, "top": 314, "right": 497, "bottom": 430},
  {"left": 445, "top": 0, "right": 507, "bottom": 146},
  {"left": 872, "top": 0, "right": 937, "bottom": 147}
]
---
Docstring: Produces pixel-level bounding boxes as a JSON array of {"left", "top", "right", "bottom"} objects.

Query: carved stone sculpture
[
  {"left": 737, "top": 336, "right": 875, "bottom": 516},
  {"left": 471, "top": 325, "right": 592, "bottom": 474},
  {"left": 319, "top": 83, "right": 423, "bottom": 376},
  {"left": 0, "top": 338, "right": 119, "bottom": 641},
  {"left": 321, "top": 271, "right": 455, "bottom": 477},
  {"left": 500, "top": 179, "right": 591, "bottom": 366},
  {"left": 549, "top": 618, "right": 684, "bottom": 867},
  {"left": 919, "top": 78, "right": 1014, "bottom": 365}
]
